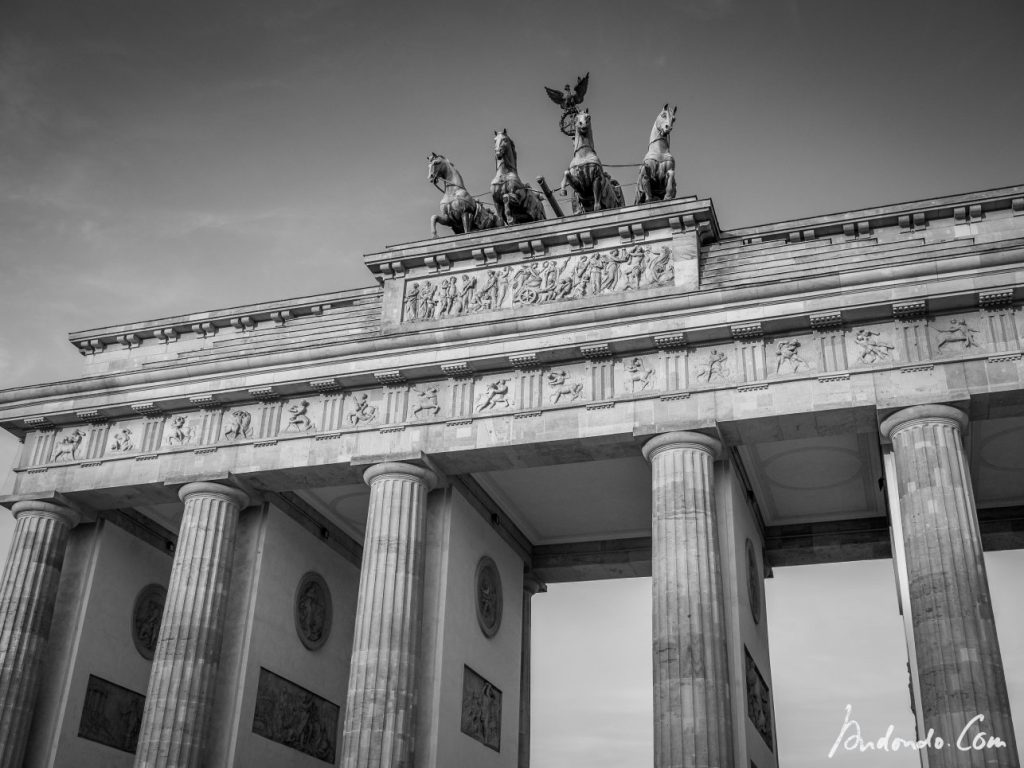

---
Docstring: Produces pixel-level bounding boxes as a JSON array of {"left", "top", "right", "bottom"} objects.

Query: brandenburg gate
[{"left": 0, "top": 181, "right": 1022, "bottom": 768}]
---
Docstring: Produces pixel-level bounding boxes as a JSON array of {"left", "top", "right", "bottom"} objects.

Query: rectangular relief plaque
[
  {"left": 745, "top": 647, "right": 774, "bottom": 751},
  {"left": 252, "top": 667, "right": 340, "bottom": 763},
  {"left": 77, "top": 675, "right": 146, "bottom": 753},
  {"left": 460, "top": 665, "right": 501, "bottom": 752}
]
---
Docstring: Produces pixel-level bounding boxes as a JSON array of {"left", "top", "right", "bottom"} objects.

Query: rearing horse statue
[
  {"left": 428, "top": 152, "right": 499, "bottom": 237},
  {"left": 560, "top": 109, "right": 624, "bottom": 213},
  {"left": 635, "top": 104, "right": 678, "bottom": 204},
  {"left": 491, "top": 129, "right": 546, "bottom": 227}
]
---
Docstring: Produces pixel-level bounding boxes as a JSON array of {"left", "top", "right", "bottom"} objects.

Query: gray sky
[{"left": 1, "top": 0, "right": 1023, "bottom": 764}]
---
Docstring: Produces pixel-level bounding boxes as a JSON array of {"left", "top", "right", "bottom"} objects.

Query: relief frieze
[
  {"left": 401, "top": 243, "right": 676, "bottom": 324},
  {"left": 460, "top": 666, "right": 501, "bottom": 752},
  {"left": 252, "top": 668, "right": 339, "bottom": 763},
  {"left": 78, "top": 675, "right": 146, "bottom": 754}
]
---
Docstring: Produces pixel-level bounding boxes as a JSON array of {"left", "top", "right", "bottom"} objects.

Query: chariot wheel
[
  {"left": 559, "top": 109, "right": 578, "bottom": 137},
  {"left": 518, "top": 287, "right": 540, "bottom": 305}
]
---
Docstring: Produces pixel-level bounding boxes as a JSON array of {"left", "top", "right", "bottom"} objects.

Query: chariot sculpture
[
  {"left": 428, "top": 152, "right": 499, "bottom": 237},
  {"left": 545, "top": 72, "right": 589, "bottom": 137},
  {"left": 635, "top": 104, "right": 678, "bottom": 204},
  {"left": 560, "top": 109, "right": 624, "bottom": 213},
  {"left": 491, "top": 129, "right": 546, "bottom": 227}
]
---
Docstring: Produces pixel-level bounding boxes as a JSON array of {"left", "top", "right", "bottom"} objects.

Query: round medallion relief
[
  {"left": 295, "top": 571, "right": 332, "bottom": 651},
  {"left": 746, "top": 538, "right": 762, "bottom": 625},
  {"left": 475, "top": 556, "right": 503, "bottom": 639},
  {"left": 132, "top": 584, "right": 167, "bottom": 660}
]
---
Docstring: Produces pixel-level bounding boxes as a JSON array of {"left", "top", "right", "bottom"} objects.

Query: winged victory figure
[{"left": 545, "top": 73, "right": 590, "bottom": 136}]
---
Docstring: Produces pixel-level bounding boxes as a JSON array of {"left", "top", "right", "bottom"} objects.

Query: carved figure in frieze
[
  {"left": 635, "top": 104, "right": 678, "bottom": 204},
  {"left": 697, "top": 349, "right": 728, "bottom": 383},
  {"left": 348, "top": 393, "right": 378, "bottom": 425},
  {"left": 403, "top": 282, "right": 420, "bottom": 321},
  {"left": 560, "top": 109, "right": 624, "bottom": 213},
  {"left": 854, "top": 329, "right": 895, "bottom": 364},
  {"left": 419, "top": 279, "right": 438, "bottom": 320},
  {"left": 625, "top": 357, "right": 655, "bottom": 392},
  {"left": 109, "top": 427, "right": 135, "bottom": 453},
  {"left": 936, "top": 317, "right": 980, "bottom": 349},
  {"left": 546, "top": 369, "right": 584, "bottom": 403},
  {"left": 476, "top": 379, "right": 512, "bottom": 411},
  {"left": 775, "top": 339, "right": 808, "bottom": 373},
  {"left": 286, "top": 400, "right": 315, "bottom": 433},
  {"left": 478, "top": 270, "right": 500, "bottom": 311},
  {"left": 167, "top": 415, "right": 195, "bottom": 446},
  {"left": 52, "top": 429, "right": 86, "bottom": 462},
  {"left": 428, "top": 152, "right": 499, "bottom": 237},
  {"left": 496, "top": 266, "right": 511, "bottom": 307},
  {"left": 491, "top": 129, "right": 546, "bottom": 227},
  {"left": 411, "top": 386, "right": 441, "bottom": 418},
  {"left": 459, "top": 274, "right": 478, "bottom": 314},
  {"left": 437, "top": 276, "right": 458, "bottom": 318},
  {"left": 223, "top": 409, "right": 253, "bottom": 440}
]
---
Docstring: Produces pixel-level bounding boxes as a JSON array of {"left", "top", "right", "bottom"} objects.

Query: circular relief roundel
[
  {"left": 132, "top": 583, "right": 167, "bottom": 660},
  {"left": 295, "top": 571, "right": 332, "bottom": 651},
  {"left": 746, "top": 538, "right": 762, "bottom": 625},
  {"left": 475, "top": 556, "right": 503, "bottom": 639}
]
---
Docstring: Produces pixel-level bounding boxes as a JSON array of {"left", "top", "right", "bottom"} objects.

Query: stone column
[
  {"left": 134, "top": 481, "right": 249, "bottom": 768},
  {"left": 0, "top": 499, "right": 81, "bottom": 766},
  {"left": 340, "top": 462, "right": 438, "bottom": 768},
  {"left": 642, "top": 432, "right": 733, "bottom": 768},
  {"left": 518, "top": 573, "right": 546, "bottom": 768},
  {"left": 881, "top": 405, "right": 1019, "bottom": 767}
]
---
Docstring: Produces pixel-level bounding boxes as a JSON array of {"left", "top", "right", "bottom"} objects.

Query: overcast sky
[{"left": 1, "top": 0, "right": 1023, "bottom": 765}]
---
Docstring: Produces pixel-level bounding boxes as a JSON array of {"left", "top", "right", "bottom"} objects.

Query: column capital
[
  {"left": 641, "top": 430, "right": 722, "bottom": 463},
  {"left": 523, "top": 572, "right": 547, "bottom": 597},
  {"left": 363, "top": 461, "right": 439, "bottom": 491},
  {"left": 10, "top": 499, "right": 81, "bottom": 529},
  {"left": 177, "top": 481, "right": 250, "bottom": 509},
  {"left": 879, "top": 404, "right": 968, "bottom": 441}
]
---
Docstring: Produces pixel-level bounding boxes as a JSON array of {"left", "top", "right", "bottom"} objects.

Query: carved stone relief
[
  {"left": 774, "top": 339, "right": 809, "bottom": 374},
  {"left": 934, "top": 316, "right": 981, "bottom": 353},
  {"left": 402, "top": 244, "right": 675, "bottom": 323},
  {"left": 284, "top": 399, "right": 316, "bottom": 433},
  {"left": 347, "top": 393, "right": 378, "bottom": 425},
  {"left": 52, "top": 428, "right": 87, "bottom": 462},
  {"left": 475, "top": 379, "right": 513, "bottom": 412},
  {"left": 475, "top": 556, "right": 503, "bottom": 638},
  {"left": 745, "top": 648, "right": 773, "bottom": 751},
  {"left": 546, "top": 369, "right": 584, "bottom": 403},
  {"left": 460, "top": 666, "right": 501, "bottom": 752},
  {"left": 623, "top": 356, "right": 655, "bottom": 393},
  {"left": 295, "top": 571, "right": 332, "bottom": 651},
  {"left": 223, "top": 409, "right": 253, "bottom": 441},
  {"left": 166, "top": 415, "right": 196, "bottom": 446},
  {"left": 109, "top": 427, "right": 135, "bottom": 454},
  {"left": 132, "top": 584, "right": 166, "bottom": 660},
  {"left": 252, "top": 668, "right": 339, "bottom": 763},
  {"left": 696, "top": 349, "right": 729, "bottom": 383},
  {"left": 411, "top": 385, "right": 441, "bottom": 419},
  {"left": 78, "top": 675, "right": 146, "bottom": 754},
  {"left": 746, "top": 539, "right": 761, "bottom": 625},
  {"left": 852, "top": 328, "right": 894, "bottom": 364}
]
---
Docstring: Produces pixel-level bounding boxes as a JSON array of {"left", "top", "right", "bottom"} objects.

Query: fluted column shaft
[
  {"left": 133, "top": 482, "right": 249, "bottom": 768},
  {"left": 340, "top": 462, "right": 438, "bottom": 768},
  {"left": 882, "top": 405, "right": 1019, "bottom": 767},
  {"left": 0, "top": 499, "right": 80, "bottom": 766},
  {"left": 518, "top": 574, "right": 545, "bottom": 768},
  {"left": 643, "top": 432, "right": 733, "bottom": 768}
]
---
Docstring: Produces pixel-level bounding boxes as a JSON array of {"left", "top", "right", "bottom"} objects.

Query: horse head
[
  {"left": 427, "top": 152, "right": 449, "bottom": 185},
  {"left": 574, "top": 108, "right": 592, "bottom": 136},
  {"left": 493, "top": 129, "right": 517, "bottom": 170},
  {"left": 652, "top": 104, "right": 678, "bottom": 142}
]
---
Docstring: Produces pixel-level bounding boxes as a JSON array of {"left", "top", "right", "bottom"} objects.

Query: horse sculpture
[
  {"left": 428, "top": 152, "right": 499, "bottom": 237},
  {"left": 491, "top": 130, "right": 546, "bottom": 227},
  {"left": 635, "top": 104, "right": 678, "bottom": 204},
  {"left": 560, "top": 109, "right": 624, "bottom": 213}
]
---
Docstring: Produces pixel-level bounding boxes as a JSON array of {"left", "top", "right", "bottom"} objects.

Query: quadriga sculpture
[
  {"left": 635, "top": 104, "right": 678, "bottom": 204},
  {"left": 491, "top": 129, "right": 546, "bottom": 227},
  {"left": 428, "top": 152, "right": 499, "bottom": 237},
  {"left": 560, "top": 109, "right": 624, "bottom": 213}
]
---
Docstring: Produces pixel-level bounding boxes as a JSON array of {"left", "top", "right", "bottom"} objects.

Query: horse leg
[
  {"left": 492, "top": 189, "right": 507, "bottom": 227},
  {"left": 592, "top": 173, "right": 604, "bottom": 212},
  {"left": 462, "top": 209, "right": 473, "bottom": 234},
  {"left": 430, "top": 214, "right": 440, "bottom": 237},
  {"left": 666, "top": 167, "right": 676, "bottom": 199},
  {"left": 635, "top": 167, "right": 648, "bottom": 205}
]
